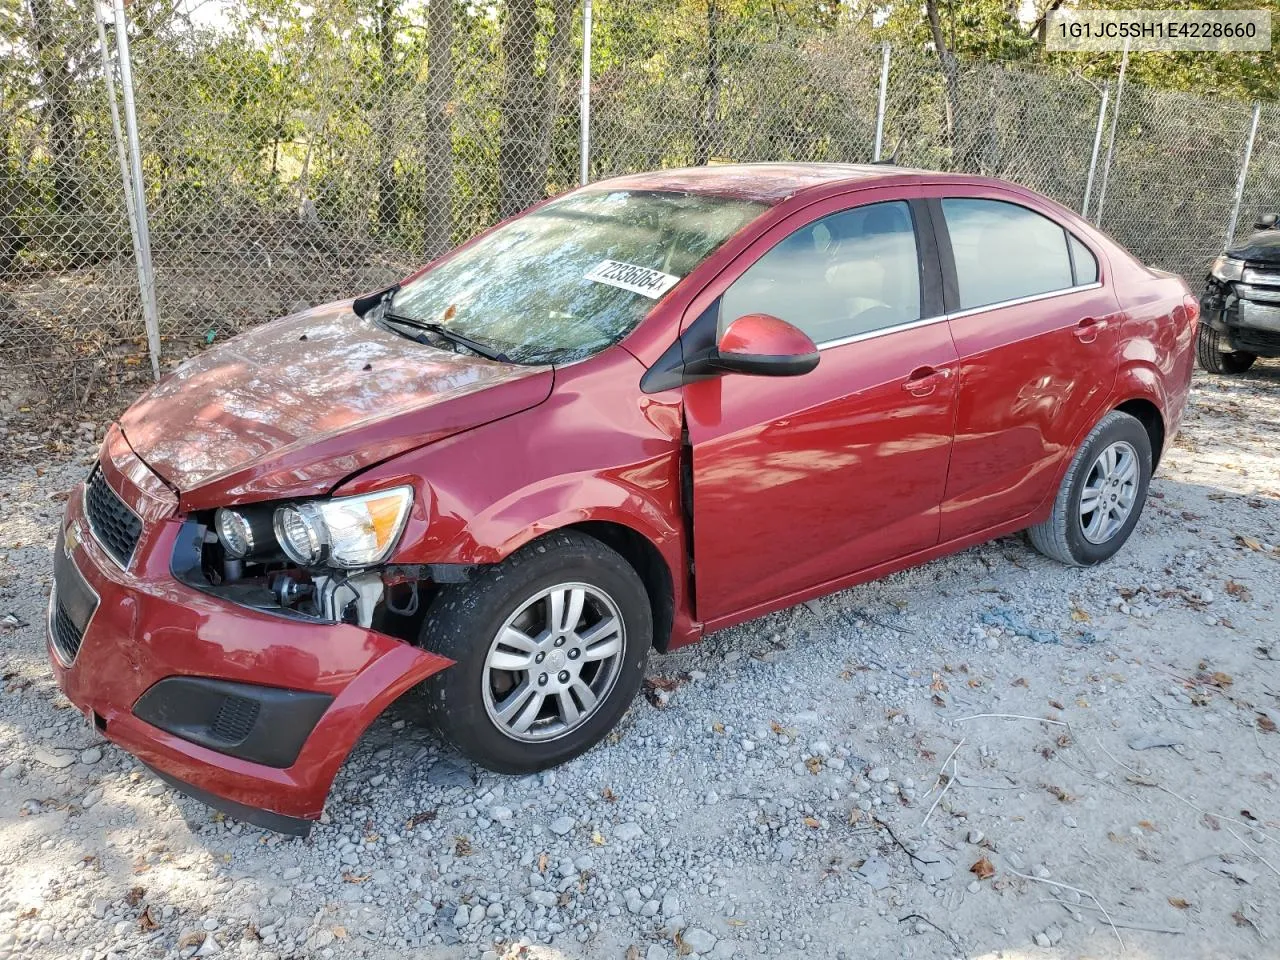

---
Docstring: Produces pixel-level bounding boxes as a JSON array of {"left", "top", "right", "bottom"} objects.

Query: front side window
[
  {"left": 942, "top": 198, "right": 1074, "bottom": 310},
  {"left": 720, "top": 200, "right": 922, "bottom": 345},
  {"left": 388, "top": 190, "right": 767, "bottom": 364}
]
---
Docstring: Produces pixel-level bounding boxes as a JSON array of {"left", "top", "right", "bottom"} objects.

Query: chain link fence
[{"left": 3, "top": 0, "right": 1278, "bottom": 401}]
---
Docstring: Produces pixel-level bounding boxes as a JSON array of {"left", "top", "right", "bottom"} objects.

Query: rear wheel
[
  {"left": 415, "top": 530, "right": 651, "bottom": 773},
  {"left": 1197, "top": 324, "right": 1256, "bottom": 374},
  {"left": 1027, "top": 411, "right": 1152, "bottom": 566}
]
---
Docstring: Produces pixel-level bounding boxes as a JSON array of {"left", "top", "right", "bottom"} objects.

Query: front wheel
[
  {"left": 1197, "top": 324, "right": 1256, "bottom": 374},
  {"left": 415, "top": 530, "right": 651, "bottom": 773},
  {"left": 1027, "top": 411, "right": 1153, "bottom": 566}
]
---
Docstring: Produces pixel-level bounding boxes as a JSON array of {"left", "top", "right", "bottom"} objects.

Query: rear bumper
[{"left": 48, "top": 465, "right": 452, "bottom": 831}]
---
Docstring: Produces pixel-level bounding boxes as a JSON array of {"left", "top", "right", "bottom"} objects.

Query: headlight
[
  {"left": 273, "top": 487, "right": 413, "bottom": 568},
  {"left": 1211, "top": 255, "right": 1244, "bottom": 282},
  {"left": 214, "top": 506, "right": 275, "bottom": 559}
]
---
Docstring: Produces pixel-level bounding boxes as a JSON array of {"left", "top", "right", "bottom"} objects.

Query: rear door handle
[
  {"left": 902, "top": 365, "right": 952, "bottom": 397},
  {"left": 1074, "top": 317, "right": 1109, "bottom": 343}
]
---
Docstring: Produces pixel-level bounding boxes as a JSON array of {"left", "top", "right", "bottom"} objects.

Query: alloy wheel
[
  {"left": 481, "top": 582, "right": 626, "bottom": 742},
  {"left": 1079, "top": 440, "right": 1139, "bottom": 544}
]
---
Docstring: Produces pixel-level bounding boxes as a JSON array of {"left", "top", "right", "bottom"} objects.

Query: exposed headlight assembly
[
  {"left": 273, "top": 487, "right": 414, "bottom": 568},
  {"left": 1211, "top": 255, "right": 1245, "bottom": 283}
]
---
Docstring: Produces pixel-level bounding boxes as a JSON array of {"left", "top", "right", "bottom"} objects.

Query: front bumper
[
  {"left": 47, "top": 438, "right": 452, "bottom": 833},
  {"left": 1202, "top": 277, "right": 1280, "bottom": 354}
]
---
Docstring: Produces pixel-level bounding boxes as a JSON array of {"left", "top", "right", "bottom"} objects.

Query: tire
[
  {"left": 1197, "top": 324, "right": 1256, "bottom": 374},
  {"left": 1027, "top": 411, "right": 1153, "bottom": 567},
  {"left": 415, "top": 530, "right": 651, "bottom": 773}
]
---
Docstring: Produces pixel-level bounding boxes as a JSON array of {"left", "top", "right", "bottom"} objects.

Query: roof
[{"left": 590, "top": 162, "right": 929, "bottom": 204}]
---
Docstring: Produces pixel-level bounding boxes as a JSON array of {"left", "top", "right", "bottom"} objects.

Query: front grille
[
  {"left": 85, "top": 467, "right": 142, "bottom": 568},
  {"left": 210, "top": 695, "right": 261, "bottom": 744},
  {"left": 50, "top": 599, "right": 85, "bottom": 663}
]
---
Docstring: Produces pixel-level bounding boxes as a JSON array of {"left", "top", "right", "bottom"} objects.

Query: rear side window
[
  {"left": 1068, "top": 234, "right": 1099, "bottom": 285},
  {"left": 941, "top": 198, "right": 1074, "bottom": 310},
  {"left": 720, "top": 200, "right": 922, "bottom": 345}
]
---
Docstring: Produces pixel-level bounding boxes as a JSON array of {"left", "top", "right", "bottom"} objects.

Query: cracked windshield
[{"left": 387, "top": 190, "right": 767, "bottom": 364}]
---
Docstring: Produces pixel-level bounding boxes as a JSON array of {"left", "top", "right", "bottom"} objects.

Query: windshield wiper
[{"left": 380, "top": 310, "right": 511, "bottom": 363}]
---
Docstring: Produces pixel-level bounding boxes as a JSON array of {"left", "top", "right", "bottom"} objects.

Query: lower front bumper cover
[
  {"left": 49, "top": 479, "right": 453, "bottom": 830},
  {"left": 145, "top": 764, "right": 314, "bottom": 836}
]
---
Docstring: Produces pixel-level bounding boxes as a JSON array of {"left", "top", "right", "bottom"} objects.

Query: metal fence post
[
  {"left": 1081, "top": 81, "right": 1109, "bottom": 217},
  {"left": 1225, "top": 102, "right": 1262, "bottom": 247},
  {"left": 1094, "top": 39, "right": 1129, "bottom": 226},
  {"left": 873, "top": 43, "right": 890, "bottom": 162},
  {"left": 579, "top": 0, "right": 593, "bottom": 186},
  {"left": 95, "top": 5, "right": 149, "bottom": 343},
  {"left": 111, "top": 0, "right": 161, "bottom": 380}
]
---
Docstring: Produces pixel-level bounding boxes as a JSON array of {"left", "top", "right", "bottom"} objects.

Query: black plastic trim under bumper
[
  {"left": 144, "top": 764, "right": 312, "bottom": 836},
  {"left": 133, "top": 676, "right": 333, "bottom": 768}
]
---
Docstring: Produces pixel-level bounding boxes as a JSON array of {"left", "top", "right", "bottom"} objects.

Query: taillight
[{"left": 1183, "top": 293, "right": 1200, "bottom": 327}]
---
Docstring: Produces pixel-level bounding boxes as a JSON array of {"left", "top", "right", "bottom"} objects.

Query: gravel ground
[{"left": 1, "top": 365, "right": 1279, "bottom": 960}]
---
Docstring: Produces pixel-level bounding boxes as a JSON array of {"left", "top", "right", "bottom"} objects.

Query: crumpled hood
[
  {"left": 1227, "top": 229, "right": 1280, "bottom": 264},
  {"left": 120, "top": 302, "right": 553, "bottom": 509}
]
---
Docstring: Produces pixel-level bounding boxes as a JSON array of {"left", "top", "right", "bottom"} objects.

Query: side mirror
[
  {"left": 1255, "top": 213, "right": 1278, "bottom": 231},
  {"left": 710, "top": 313, "right": 819, "bottom": 377}
]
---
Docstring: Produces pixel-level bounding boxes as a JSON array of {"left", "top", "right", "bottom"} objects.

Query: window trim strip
[{"left": 816, "top": 281, "right": 1104, "bottom": 352}]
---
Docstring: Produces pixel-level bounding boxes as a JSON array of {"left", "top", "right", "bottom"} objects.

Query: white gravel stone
[
  {"left": 549, "top": 816, "right": 575, "bottom": 836},
  {"left": 682, "top": 928, "right": 717, "bottom": 954}
]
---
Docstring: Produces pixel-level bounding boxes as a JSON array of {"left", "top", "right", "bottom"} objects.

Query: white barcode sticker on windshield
[{"left": 584, "top": 259, "right": 680, "bottom": 299}]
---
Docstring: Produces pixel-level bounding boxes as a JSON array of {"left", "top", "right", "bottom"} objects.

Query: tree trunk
[
  {"left": 498, "top": 0, "right": 576, "bottom": 220},
  {"left": 375, "top": 0, "right": 400, "bottom": 229},
  {"left": 693, "top": 0, "right": 721, "bottom": 166},
  {"left": 27, "top": 0, "right": 82, "bottom": 216},
  {"left": 925, "top": 0, "right": 962, "bottom": 170},
  {"left": 422, "top": 0, "right": 455, "bottom": 258}
]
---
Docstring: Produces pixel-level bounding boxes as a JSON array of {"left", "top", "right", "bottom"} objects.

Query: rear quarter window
[{"left": 1069, "top": 234, "right": 1099, "bottom": 285}]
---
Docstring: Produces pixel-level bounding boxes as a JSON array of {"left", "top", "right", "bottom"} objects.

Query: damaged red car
[{"left": 49, "top": 164, "right": 1197, "bottom": 833}]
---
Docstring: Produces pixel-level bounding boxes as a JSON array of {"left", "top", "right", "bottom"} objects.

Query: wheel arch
[
  {"left": 562, "top": 520, "right": 677, "bottom": 654},
  {"left": 1113, "top": 397, "right": 1166, "bottom": 468}
]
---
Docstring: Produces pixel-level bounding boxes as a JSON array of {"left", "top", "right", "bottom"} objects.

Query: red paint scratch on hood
[{"left": 119, "top": 302, "right": 552, "bottom": 509}]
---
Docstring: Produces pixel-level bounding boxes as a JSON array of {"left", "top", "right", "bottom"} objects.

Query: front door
[{"left": 684, "top": 195, "right": 959, "bottom": 624}]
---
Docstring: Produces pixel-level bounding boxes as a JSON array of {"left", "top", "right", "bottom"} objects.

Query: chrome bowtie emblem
[{"left": 64, "top": 522, "right": 81, "bottom": 556}]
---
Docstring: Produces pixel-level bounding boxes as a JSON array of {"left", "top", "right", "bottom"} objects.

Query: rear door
[
  {"left": 683, "top": 189, "right": 958, "bottom": 624},
  {"left": 931, "top": 191, "right": 1122, "bottom": 541}
]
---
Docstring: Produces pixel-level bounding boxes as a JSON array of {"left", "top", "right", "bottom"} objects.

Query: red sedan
[{"left": 48, "top": 164, "right": 1197, "bottom": 833}]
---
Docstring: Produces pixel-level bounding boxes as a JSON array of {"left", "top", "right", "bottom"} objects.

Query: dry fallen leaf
[
  {"left": 1226, "top": 580, "right": 1252, "bottom": 601},
  {"left": 626, "top": 946, "right": 641, "bottom": 960},
  {"left": 1138, "top": 819, "right": 1158, "bottom": 832},
  {"left": 805, "top": 756, "right": 823, "bottom": 774},
  {"left": 138, "top": 906, "right": 158, "bottom": 931},
  {"left": 803, "top": 816, "right": 821, "bottom": 829},
  {"left": 1257, "top": 714, "right": 1277, "bottom": 734},
  {"left": 711, "top": 722, "right": 725, "bottom": 734},
  {"left": 124, "top": 886, "right": 146, "bottom": 907},
  {"left": 601, "top": 786, "right": 618, "bottom": 803},
  {"left": 342, "top": 873, "right": 369, "bottom": 884},
  {"left": 1043, "top": 784, "right": 1074, "bottom": 803},
  {"left": 1237, "top": 534, "right": 1264, "bottom": 551},
  {"left": 454, "top": 836, "right": 473, "bottom": 857},
  {"left": 591, "top": 830, "right": 606, "bottom": 846},
  {"left": 538, "top": 852, "right": 549, "bottom": 873},
  {"left": 331, "top": 926, "right": 348, "bottom": 939},
  {"left": 970, "top": 856, "right": 995, "bottom": 880},
  {"left": 1168, "top": 897, "right": 1191, "bottom": 910},
  {"left": 1071, "top": 607, "right": 1091, "bottom": 622},
  {"left": 1012, "top": 677, "right": 1029, "bottom": 687}
]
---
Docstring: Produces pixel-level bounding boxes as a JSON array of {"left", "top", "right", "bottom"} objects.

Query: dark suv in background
[{"left": 1200, "top": 213, "right": 1280, "bottom": 374}]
